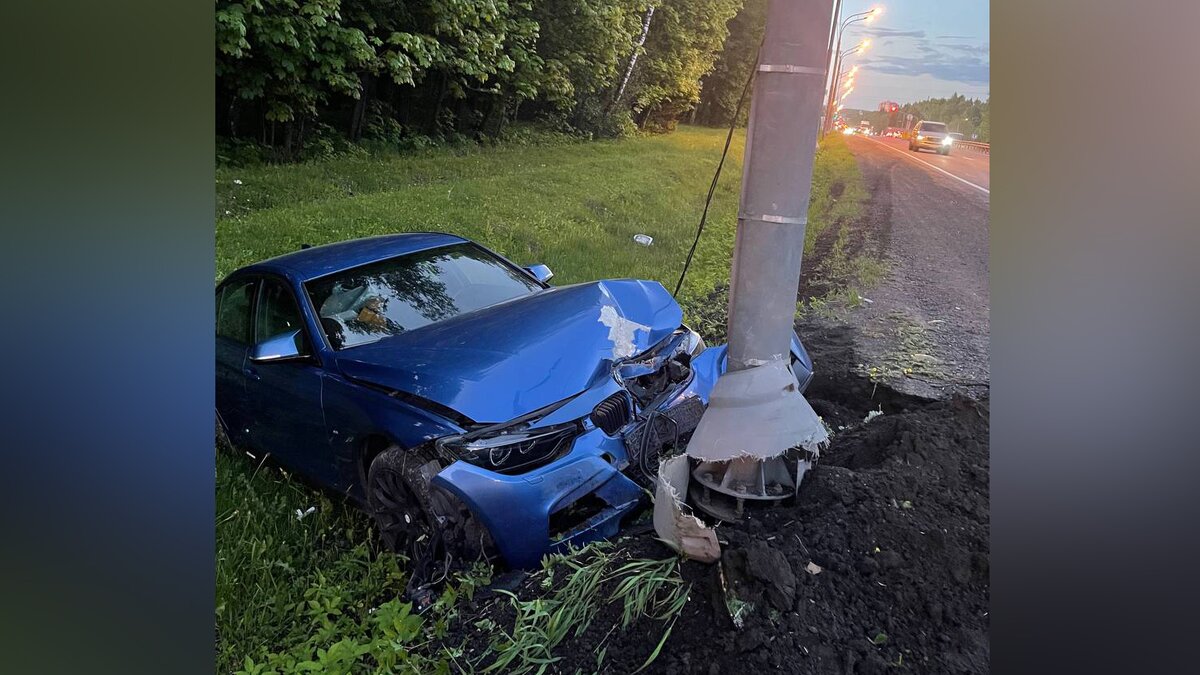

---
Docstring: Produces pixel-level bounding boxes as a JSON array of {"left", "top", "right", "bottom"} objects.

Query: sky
[{"left": 834, "top": 0, "right": 989, "bottom": 110}]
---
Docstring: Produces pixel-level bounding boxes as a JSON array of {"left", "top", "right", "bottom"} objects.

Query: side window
[
  {"left": 216, "top": 279, "right": 256, "bottom": 344},
  {"left": 256, "top": 278, "right": 309, "bottom": 352}
]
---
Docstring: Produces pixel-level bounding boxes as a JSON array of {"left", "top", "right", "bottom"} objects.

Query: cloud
[
  {"left": 852, "top": 31, "right": 990, "bottom": 87},
  {"left": 860, "top": 53, "right": 990, "bottom": 86},
  {"left": 942, "top": 42, "right": 990, "bottom": 56},
  {"left": 860, "top": 27, "right": 926, "bottom": 39},
  {"left": 936, "top": 34, "right": 975, "bottom": 39}
]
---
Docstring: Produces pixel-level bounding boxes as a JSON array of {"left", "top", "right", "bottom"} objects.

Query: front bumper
[
  {"left": 915, "top": 137, "right": 950, "bottom": 150},
  {"left": 430, "top": 339, "right": 814, "bottom": 568}
]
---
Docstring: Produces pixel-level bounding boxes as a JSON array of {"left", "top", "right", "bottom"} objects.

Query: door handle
[{"left": 243, "top": 366, "right": 261, "bottom": 381}]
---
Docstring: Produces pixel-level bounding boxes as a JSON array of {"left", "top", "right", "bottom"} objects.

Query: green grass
[{"left": 216, "top": 127, "right": 867, "bottom": 674}]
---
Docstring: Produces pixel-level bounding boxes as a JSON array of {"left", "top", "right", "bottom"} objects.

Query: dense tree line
[
  {"left": 691, "top": 0, "right": 764, "bottom": 127},
  {"left": 216, "top": 0, "right": 749, "bottom": 160}
]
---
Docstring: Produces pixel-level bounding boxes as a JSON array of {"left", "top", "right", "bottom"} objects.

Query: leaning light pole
[{"left": 654, "top": 0, "right": 836, "bottom": 545}]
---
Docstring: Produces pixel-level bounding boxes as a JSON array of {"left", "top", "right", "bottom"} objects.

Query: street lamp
[
  {"left": 823, "top": 6, "right": 882, "bottom": 134},
  {"left": 826, "top": 40, "right": 869, "bottom": 114}
]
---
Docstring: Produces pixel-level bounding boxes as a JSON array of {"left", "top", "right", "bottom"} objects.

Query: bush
[
  {"left": 216, "top": 137, "right": 268, "bottom": 168},
  {"left": 363, "top": 101, "right": 405, "bottom": 146},
  {"left": 552, "top": 98, "right": 638, "bottom": 139}
]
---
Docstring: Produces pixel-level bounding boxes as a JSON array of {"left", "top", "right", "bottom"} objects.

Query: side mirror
[
  {"left": 525, "top": 264, "right": 554, "bottom": 284},
  {"left": 250, "top": 330, "right": 305, "bottom": 362}
]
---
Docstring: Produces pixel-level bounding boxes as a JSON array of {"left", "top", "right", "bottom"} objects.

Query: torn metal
[{"left": 653, "top": 455, "right": 721, "bottom": 562}]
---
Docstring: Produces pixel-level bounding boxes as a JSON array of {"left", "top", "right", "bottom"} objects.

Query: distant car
[
  {"left": 908, "top": 120, "right": 953, "bottom": 155},
  {"left": 215, "top": 233, "right": 815, "bottom": 569},
  {"left": 948, "top": 132, "right": 964, "bottom": 142}
]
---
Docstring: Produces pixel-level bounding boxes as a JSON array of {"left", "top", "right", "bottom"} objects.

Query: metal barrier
[{"left": 955, "top": 140, "right": 990, "bottom": 155}]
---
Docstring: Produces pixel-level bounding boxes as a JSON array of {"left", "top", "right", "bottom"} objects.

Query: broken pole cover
[{"left": 655, "top": 0, "right": 835, "bottom": 543}]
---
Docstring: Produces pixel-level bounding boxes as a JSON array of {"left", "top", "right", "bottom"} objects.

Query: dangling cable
[{"left": 672, "top": 46, "right": 761, "bottom": 298}]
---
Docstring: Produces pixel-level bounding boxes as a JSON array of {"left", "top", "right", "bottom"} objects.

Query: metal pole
[
  {"left": 682, "top": 0, "right": 834, "bottom": 521},
  {"left": 820, "top": 0, "right": 844, "bottom": 136},
  {"left": 826, "top": 51, "right": 843, "bottom": 130},
  {"left": 822, "top": 10, "right": 872, "bottom": 133}
]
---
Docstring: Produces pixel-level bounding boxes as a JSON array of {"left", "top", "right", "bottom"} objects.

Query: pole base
[{"left": 684, "top": 360, "right": 828, "bottom": 462}]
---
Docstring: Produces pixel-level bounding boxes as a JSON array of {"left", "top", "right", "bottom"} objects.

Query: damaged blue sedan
[{"left": 216, "top": 233, "right": 814, "bottom": 569}]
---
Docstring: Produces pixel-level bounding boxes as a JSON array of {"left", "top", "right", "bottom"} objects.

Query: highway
[
  {"left": 841, "top": 133, "right": 990, "bottom": 396},
  {"left": 862, "top": 134, "right": 990, "bottom": 193}
]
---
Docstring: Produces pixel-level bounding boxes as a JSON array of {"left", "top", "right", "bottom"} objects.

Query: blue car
[{"left": 216, "top": 233, "right": 814, "bottom": 569}]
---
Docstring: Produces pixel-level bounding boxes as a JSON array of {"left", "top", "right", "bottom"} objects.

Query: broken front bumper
[{"left": 428, "top": 338, "right": 813, "bottom": 568}]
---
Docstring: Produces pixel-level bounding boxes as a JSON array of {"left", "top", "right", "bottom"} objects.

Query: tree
[{"left": 693, "top": 0, "right": 765, "bottom": 127}]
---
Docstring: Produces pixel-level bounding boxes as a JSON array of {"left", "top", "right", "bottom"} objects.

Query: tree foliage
[
  {"left": 692, "top": 0, "right": 764, "bottom": 127},
  {"left": 216, "top": 0, "right": 748, "bottom": 159}
]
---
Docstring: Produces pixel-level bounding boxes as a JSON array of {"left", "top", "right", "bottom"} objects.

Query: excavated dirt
[{"left": 438, "top": 318, "right": 990, "bottom": 674}]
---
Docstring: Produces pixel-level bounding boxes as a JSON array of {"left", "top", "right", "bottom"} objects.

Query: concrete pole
[
  {"left": 727, "top": 0, "right": 833, "bottom": 372},
  {"left": 681, "top": 0, "right": 834, "bottom": 520}
]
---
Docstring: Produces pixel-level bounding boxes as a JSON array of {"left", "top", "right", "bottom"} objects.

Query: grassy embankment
[{"left": 215, "top": 127, "right": 873, "bottom": 674}]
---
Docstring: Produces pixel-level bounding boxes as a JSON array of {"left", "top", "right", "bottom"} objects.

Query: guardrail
[{"left": 955, "top": 140, "right": 990, "bottom": 155}]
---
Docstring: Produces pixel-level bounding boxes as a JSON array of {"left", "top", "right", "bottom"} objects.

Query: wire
[{"left": 672, "top": 47, "right": 761, "bottom": 298}]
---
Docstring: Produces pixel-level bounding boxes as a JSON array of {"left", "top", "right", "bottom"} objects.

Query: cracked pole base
[{"left": 654, "top": 360, "right": 828, "bottom": 556}]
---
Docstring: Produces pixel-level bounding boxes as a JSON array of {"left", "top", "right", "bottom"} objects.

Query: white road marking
[{"left": 865, "top": 137, "right": 990, "bottom": 195}]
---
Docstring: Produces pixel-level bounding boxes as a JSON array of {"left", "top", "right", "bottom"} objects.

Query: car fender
[{"left": 320, "top": 373, "right": 465, "bottom": 499}]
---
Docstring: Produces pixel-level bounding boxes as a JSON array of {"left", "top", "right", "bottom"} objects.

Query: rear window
[{"left": 918, "top": 122, "right": 947, "bottom": 133}]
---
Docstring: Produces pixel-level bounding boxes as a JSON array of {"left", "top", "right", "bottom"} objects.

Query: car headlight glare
[
  {"left": 436, "top": 423, "right": 577, "bottom": 474},
  {"left": 916, "top": 134, "right": 924, "bottom": 140},
  {"left": 942, "top": 136, "right": 953, "bottom": 145}
]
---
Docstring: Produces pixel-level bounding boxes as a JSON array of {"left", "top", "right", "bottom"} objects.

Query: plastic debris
[
  {"left": 295, "top": 506, "right": 316, "bottom": 521},
  {"left": 633, "top": 234, "right": 653, "bottom": 246}
]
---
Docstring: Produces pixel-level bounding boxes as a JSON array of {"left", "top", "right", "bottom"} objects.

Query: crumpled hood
[{"left": 333, "top": 280, "right": 683, "bottom": 423}]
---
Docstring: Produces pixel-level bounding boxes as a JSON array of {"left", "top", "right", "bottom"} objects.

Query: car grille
[{"left": 590, "top": 393, "right": 632, "bottom": 435}]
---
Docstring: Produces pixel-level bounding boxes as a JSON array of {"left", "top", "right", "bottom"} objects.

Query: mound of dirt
[{"left": 439, "top": 319, "right": 990, "bottom": 674}]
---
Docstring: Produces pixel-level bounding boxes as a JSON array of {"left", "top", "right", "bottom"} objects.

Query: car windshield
[
  {"left": 305, "top": 243, "right": 543, "bottom": 349},
  {"left": 919, "top": 122, "right": 948, "bottom": 133}
]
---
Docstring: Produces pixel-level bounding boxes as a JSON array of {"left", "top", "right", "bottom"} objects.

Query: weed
[{"left": 477, "top": 543, "right": 689, "bottom": 674}]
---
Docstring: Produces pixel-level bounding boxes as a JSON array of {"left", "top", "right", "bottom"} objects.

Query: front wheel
[
  {"left": 367, "top": 445, "right": 497, "bottom": 563},
  {"left": 939, "top": 148, "right": 950, "bottom": 156},
  {"left": 368, "top": 446, "right": 436, "bottom": 555}
]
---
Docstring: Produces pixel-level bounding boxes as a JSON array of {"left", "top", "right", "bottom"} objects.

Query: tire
[
  {"left": 368, "top": 446, "right": 437, "bottom": 555},
  {"left": 367, "top": 445, "right": 497, "bottom": 562},
  {"left": 939, "top": 148, "right": 949, "bottom": 156}
]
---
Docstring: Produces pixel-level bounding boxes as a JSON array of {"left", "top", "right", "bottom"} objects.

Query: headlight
[
  {"left": 916, "top": 134, "right": 925, "bottom": 140},
  {"left": 680, "top": 325, "right": 706, "bottom": 358},
  {"left": 436, "top": 422, "right": 577, "bottom": 474},
  {"left": 942, "top": 136, "right": 953, "bottom": 145}
]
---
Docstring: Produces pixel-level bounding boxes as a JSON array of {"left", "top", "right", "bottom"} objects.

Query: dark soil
[{"left": 438, "top": 319, "right": 990, "bottom": 674}]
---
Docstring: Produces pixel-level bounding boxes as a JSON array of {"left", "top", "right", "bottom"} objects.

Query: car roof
[{"left": 237, "top": 232, "right": 469, "bottom": 282}]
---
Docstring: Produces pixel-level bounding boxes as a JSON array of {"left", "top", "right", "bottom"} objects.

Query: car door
[
  {"left": 216, "top": 277, "right": 258, "bottom": 447},
  {"left": 244, "top": 276, "right": 336, "bottom": 485}
]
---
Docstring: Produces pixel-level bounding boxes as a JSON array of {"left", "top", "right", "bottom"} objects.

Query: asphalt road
[{"left": 842, "top": 134, "right": 990, "bottom": 397}]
